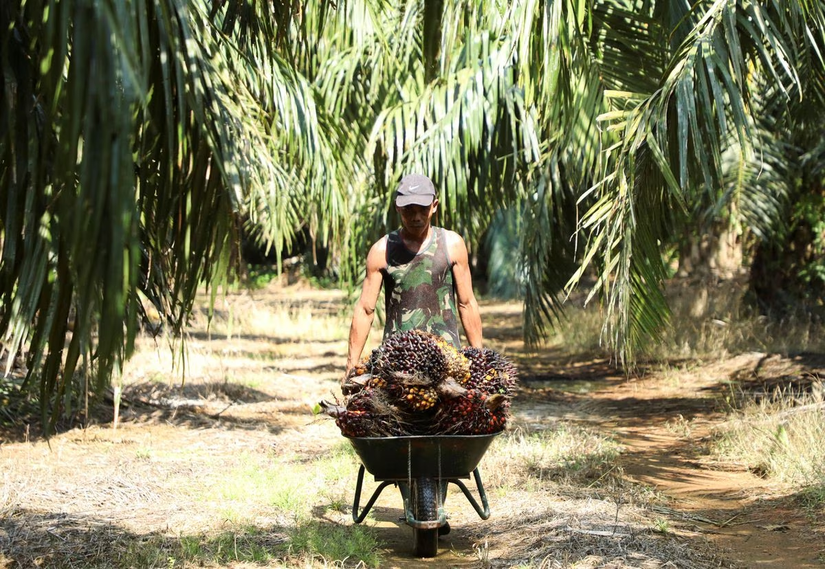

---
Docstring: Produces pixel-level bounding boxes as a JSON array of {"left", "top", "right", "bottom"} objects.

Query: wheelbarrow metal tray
[{"left": 345, "top": 433, "right": 499, "bottom": 480}]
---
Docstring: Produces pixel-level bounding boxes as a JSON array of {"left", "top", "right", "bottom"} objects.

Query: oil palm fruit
[
  {"left": 481, "top": 350, "right": 517, "bottom": 394},
  {"left": 462, "top": 347, "right": 517, "bottom": 395},
  {"left": 398, "top": 384, "right": 439, "bottom": 412},
  {"left": 434, "top": 389, "right": 507, "bottom": 434},
  {"left": 372, "top": 330, "right": 447, "bottom": 384},
  {"left": 436, "top": 338, "right": 471, "bottom": 384},
  {"left": 462, "top": 347, "right": 488, "bottom": 389},
  {"left": 383, "top": 370, "right": 439, "bottom": 412},
  {"left": 341, "top": 355, "right": 373, "bottom": 395}
]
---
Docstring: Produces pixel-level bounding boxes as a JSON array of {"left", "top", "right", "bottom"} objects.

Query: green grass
[
  {"left": 134, "top": 447, "right": 152, "bottom": 461},
  {"left": 114, "top": 523, "right": 381, "bottom": 568},
  {"left": 800, "top": 483, "right": 825, "bottom": 512},
  {"left": 288, "top": 520, "right": 382, "bottom": 567},
  {"left": 242, "top": 266, "right": 283, "bottom": 290},
  {"left": 209, "top": 447, "right": 359, "bottom": 520},
  {"left": 178, "top": 529, "right": 274, "bottom": 563},
  {"left": 652, "top": 517, "right": 671, "bottom": 534},
  {"left": 110, "top": 446, "right": 379, "bottom": 568}
]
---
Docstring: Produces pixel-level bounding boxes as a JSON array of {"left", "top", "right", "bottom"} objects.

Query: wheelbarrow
[{"left": 346, "top": 433, "right": 500, "bottom": 557}]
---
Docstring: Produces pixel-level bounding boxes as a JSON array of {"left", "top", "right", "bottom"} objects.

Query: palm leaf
[
  {"left": 0, "top": 0, "right": 328, "bottom": 433},
  {"left": 573, "top": 0, "right": 823, "bottom": 361}
]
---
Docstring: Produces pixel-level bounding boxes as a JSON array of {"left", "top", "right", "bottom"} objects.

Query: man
[{"left": 345, "top": 173, "right": 483, "bottom": 374}]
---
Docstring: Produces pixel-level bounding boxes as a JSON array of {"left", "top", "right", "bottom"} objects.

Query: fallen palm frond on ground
[{"left": 464, "top": 499, "right": 734, "bottom": 569}]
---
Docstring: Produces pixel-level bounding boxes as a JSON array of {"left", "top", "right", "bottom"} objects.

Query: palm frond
[
  {"left": 368, "top": 33, "right": 536, "bottom": 243},
  {"left": 574, "top": 0, "right": 821, "bottom": 361},
  {"left": 0, "top": 0, "right": 324, "bottom": 433}
]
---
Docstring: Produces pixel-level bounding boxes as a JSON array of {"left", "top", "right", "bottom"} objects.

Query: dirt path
[
  {"left": 617, "top": 426, "right": 821, "bottom": 568},
  {"left": 553, "top": 353, "right": 825, "bottom": 568}
]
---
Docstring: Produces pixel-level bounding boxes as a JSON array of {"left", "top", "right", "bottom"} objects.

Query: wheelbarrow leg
[
  {"left": 449, "top": 467, "right": 491, "bottom": 520},
  {"left": 351, "top": 465, "right": 395, "bottom": 524},
  {"left": 438, "top": 482, "right": 451, "bottom": 536}
]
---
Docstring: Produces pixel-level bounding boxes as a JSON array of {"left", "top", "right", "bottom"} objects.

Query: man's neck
[{"left": 399, "top": 225, "right": 433, "bottom": 250}]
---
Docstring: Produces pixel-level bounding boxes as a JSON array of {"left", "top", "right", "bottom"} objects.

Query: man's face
[{"left": 397, "top": 200, "right": 438, "bottom": 230}]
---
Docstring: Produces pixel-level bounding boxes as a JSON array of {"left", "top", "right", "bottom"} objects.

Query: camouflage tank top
[{"left": 382, "top": 227, "right": 461, "bottom": 347}]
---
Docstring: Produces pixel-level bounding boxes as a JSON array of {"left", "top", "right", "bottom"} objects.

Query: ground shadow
[
  {"left": 728, "top": 351, "right": 825, "bottom": 401},
  {"left": 185, "top": 330, "right": 344, "bottom": 346},
  {"left": 111, "top": 404, "right": 289, "bottom": 436}
]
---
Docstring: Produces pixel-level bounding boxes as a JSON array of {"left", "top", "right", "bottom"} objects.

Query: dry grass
[
  {"left": 465, "top": 499, "right": 733, "bottom": 569},
  {"left": 455, "top": 426, "right": 732, "bottom": 569},
  {"left": 711, "top": 382, "right": 825, "bottom": 492},
  {"left": 648, "top": 277, "right": 825, "bottom": 361}
]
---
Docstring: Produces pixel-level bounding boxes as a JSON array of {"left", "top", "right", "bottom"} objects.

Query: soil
[{"left": 1, "top": 284, "right": 824, "bottom": 568}]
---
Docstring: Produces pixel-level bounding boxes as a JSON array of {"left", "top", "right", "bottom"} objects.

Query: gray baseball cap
[{"left": 395, "top": 174, "right": 436, "bottom": 207}]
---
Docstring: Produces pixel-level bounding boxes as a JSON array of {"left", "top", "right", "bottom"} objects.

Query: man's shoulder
[
  {"left": 436, "top": 228, "right": 468, "bottom": 265},
  {"left": 369, "top": 234, "right": 389, "bottom": 252},
  {"left": 438, "top": 227, "right": 465, "bottom": 246},
  {"left": 366, "top": 235, "right": 389, "bottom": 268}
]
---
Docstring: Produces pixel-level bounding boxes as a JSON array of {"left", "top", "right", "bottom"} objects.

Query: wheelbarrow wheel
[{"left": 411, "top": 479, "right": 439, "bottom": 558}]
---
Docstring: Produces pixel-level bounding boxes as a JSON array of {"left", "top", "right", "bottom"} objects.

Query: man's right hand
[{"left": 341, "top": 367, "right": 370, "bottom": 395}]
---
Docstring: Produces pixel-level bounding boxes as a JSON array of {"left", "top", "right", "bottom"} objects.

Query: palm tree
[
  {"left": 565, "top": 0, "right": 825, "bottom": 361},
  {"left": 0, "top": 0, "right": 341, "bottom": 432},
  {"left": 314, "top": 0, "right": 825, "bottom": 361}
]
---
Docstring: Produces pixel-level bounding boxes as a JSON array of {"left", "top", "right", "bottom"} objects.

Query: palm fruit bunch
[
  {"left": 319, "top": 389, "right": 408, "bottom": 437},
  {"left": 370, "top": 329, "right": 448, "bottom": 383},
  {"left": 430, "top": 347, "right": 517, "bottom": 434},
  {"left": 368, "top": 330, "right": 449, "bottom": 414},
  {"left": 434, "top": 390, "right": 509, "bottom": 434},
  {"left": 462, "top": 347, "right": 518, "bottom": 394},
  {"left": 436, "top": 337, "right": 472, "bottom": 385},
  {"left": 321, "top": 330, "right": 517, "bottom": 436}
]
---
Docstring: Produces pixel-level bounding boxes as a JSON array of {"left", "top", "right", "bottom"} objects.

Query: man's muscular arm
[
  {"left": 447, "top": 231, "right": 483, "bottom": 348},
  {"left": 346, "top": 238, "right": 386, "bottom": 373}
]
